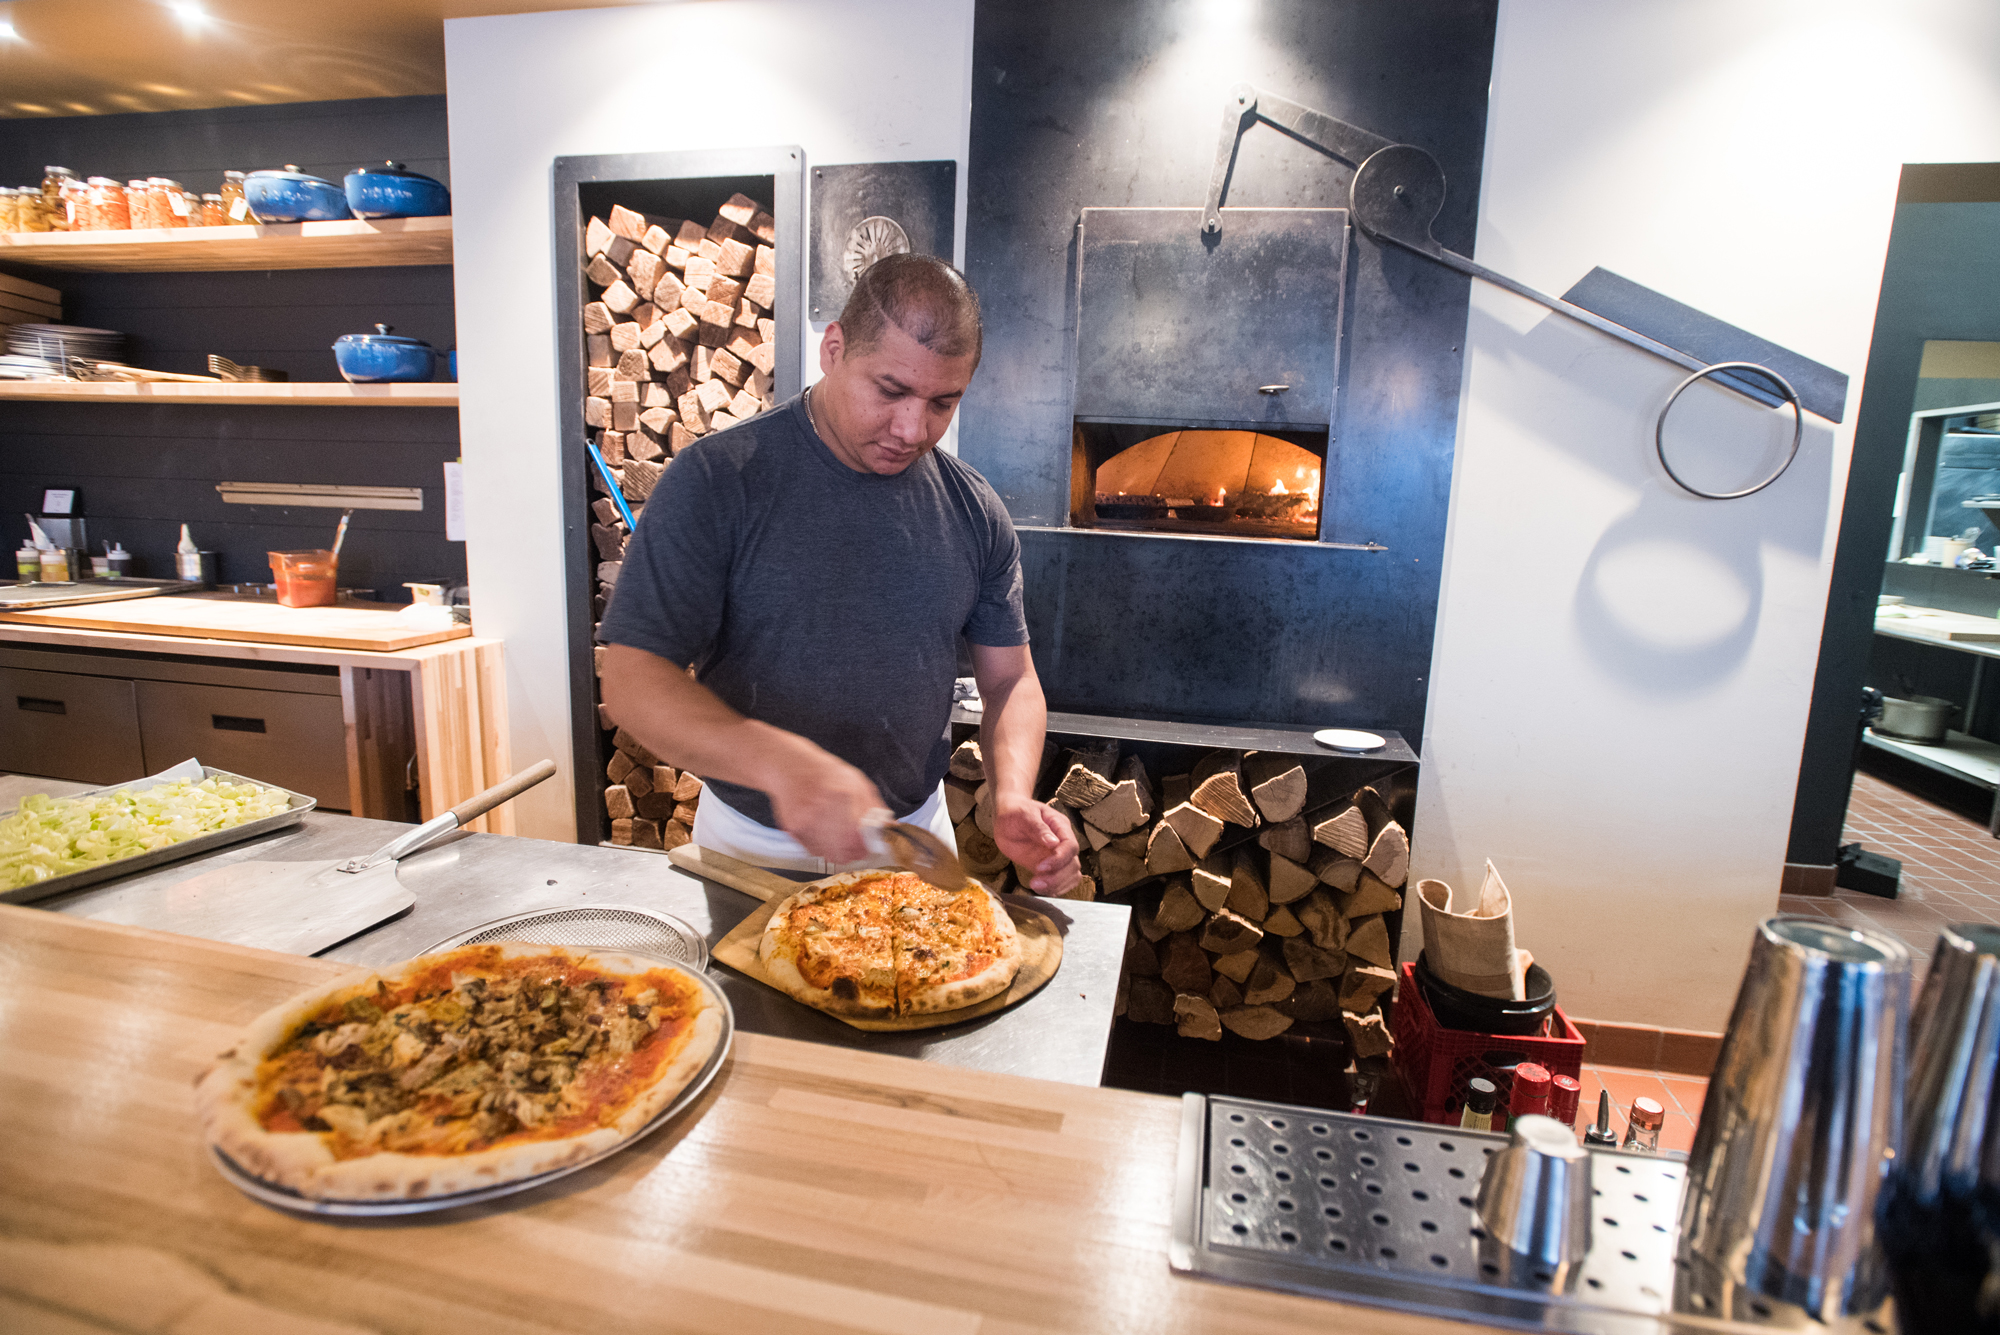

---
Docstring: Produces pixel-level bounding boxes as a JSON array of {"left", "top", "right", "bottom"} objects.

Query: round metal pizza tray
[
  {"left": 421, "top": 904, "right": 710, "bottom": 971},
  {"left": 207, "top": 963, "right": 734, "bottom": 1218}
]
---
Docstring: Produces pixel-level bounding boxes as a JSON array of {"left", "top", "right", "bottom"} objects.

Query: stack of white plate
[{"left": 6, "top": 323, "right": 124, "bottom": 375}]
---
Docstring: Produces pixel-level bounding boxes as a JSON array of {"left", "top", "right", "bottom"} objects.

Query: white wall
[
  {"left": 1416, "top": 0, "right": 2000, "bottom": 1028},
  {"left": 444, "top": 0, "right": 974, "bottom": 840}
]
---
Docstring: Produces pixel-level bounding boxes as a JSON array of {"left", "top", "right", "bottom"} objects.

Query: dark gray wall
[
  {"left": 962, "top": 0, "right": 1495, "bottom": 734},
  {"left": 1791, "top": 166, "right": 2000, "bottom": 863},
  {"left": 0, "top": 97, "right": 460, "bottom": 599}
]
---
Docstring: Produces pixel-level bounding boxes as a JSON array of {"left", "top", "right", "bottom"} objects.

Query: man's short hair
[{"left": 838, "top": 252, "right": 983, "bottom": 366}]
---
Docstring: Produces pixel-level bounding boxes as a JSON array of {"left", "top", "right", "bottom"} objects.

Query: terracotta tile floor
[{"left": 1567, "top": 769, "right": 2000, "bottom": 1153}]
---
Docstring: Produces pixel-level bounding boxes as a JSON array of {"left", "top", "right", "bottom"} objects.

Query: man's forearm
[{"left": 978, "top": 664, "right": 1048, "bottom": 805}]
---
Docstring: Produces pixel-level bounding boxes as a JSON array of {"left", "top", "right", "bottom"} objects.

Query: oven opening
[{"left": 1071, "top": 422, "right": 1328, "bottom": 540}]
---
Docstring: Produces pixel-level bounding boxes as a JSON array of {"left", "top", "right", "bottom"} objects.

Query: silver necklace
[{"left": 804, "top": 384, "right": 821, "bottom": 438}]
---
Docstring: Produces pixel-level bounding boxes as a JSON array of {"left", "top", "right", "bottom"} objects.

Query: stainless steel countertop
[{"left": 43, "top": 809, "right": 1130, "bottom": 1088}]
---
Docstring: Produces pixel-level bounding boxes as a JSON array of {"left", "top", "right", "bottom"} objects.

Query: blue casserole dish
[
  {"left": 344, "top": 161, "right": 450, "bottom": 219},
  {"left": 244, "top": 165, "right": 352, "bottom": 223},
  {"left": 334, "top": 324, "right": 435, "bottom": 383}
]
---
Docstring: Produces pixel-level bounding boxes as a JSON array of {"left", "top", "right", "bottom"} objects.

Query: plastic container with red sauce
[{"left": 268, "top": 549, "right": 338, "bottom": 608}]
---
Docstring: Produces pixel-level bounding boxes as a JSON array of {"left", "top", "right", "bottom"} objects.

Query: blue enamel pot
[
  {"left": 334, "top": 324, "right": 435, "bottom": 383},
  {"left": 344, "top": 161, "right": 450, "bottom": 220},
  {"left": 243, "top": 165, "right": 352, "bottom": 223}
]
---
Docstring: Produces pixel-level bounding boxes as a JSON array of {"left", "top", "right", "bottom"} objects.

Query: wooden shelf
[
  {"left": 0, "top": 380, "right": 457, "bottom": 406},
  {"left": 0, "top": 216, "right": 451, "bottom": 272}
]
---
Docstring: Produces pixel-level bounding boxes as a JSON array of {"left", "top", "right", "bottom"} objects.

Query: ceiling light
[
  {"left": 167, "top": 1, "right": 208, "bottom": 30},
  {"left": 0, "top": 1, "right": 18, "bottom": 41}
]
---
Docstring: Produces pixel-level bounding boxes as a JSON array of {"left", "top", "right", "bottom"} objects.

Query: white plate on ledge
[{"left": 1313, "top": 729, "right": 1385, "bottom": 752}]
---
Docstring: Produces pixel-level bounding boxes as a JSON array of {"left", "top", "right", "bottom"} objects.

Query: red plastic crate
[{"left": 1388, "top": 962, "right": 1584, "bottom": 1126}]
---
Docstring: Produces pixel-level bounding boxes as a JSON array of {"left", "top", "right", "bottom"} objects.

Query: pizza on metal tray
[
  {"left": 759, "top": 870, "right": 1024, "bottom": 1018},
  {"left": 196, "top": 942, "right": 723, "bottom": 1200}
]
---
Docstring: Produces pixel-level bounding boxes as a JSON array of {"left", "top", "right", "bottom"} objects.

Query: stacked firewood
[
  {"left": 583, "top": 190, "right": 773, "bottom": 845},
  {"left": 596, "top": 714, "right": 704, "bottom": 851},
  {"left": 948, "top": 737, "right": 1406, "bottom": 1053}
]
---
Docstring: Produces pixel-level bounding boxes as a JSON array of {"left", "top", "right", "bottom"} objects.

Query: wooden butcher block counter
[{"left": 0, "top": 907, "right": 1497, "bottom": 1335}]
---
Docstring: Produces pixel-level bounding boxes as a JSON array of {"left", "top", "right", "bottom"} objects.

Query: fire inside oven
[{"left": 1078, "top": 424, "right": 1327, "bottom": 539}]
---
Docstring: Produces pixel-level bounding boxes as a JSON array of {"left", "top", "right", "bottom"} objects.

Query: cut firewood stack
[
  {"left": 600, "top": 719, "right": 705, "bottom": 850},
  {"left": 582, "top": 190, "right": 774, "bottom": 844},
  {"left": 951, "top": 737, "right": 1409, "bottom": 1053}
]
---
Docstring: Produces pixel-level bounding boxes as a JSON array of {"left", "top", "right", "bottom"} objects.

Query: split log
[
  {"left": 624, "top": 765, "right": 654, "bottom": 799},
  {"left": 608, "top": 204, "right": 647, "bottom": 241},
  {"left": 599, "top": 432, "right": 625, "bottom": 465},
  {"left": 1341, "top": 870, "right": 1403, "bottom": 919},
  {"left": 749, "top": 340, "right": 776, "bottom": 375},
  {"left": 1258, "top": 817, "right": 1311, "bottom": 865},
  {"left": 584, "top": 397, "right": 611, "bottom": 428},
  {"left": 1311, "top": 848, "right": 1363, "bottom": 892},
  {"left": 609, "top": 817, "right": 634, "bottom": 845},
  {"left": 659, "top": 819, "right": 692, "bottom": 853},
  {"left": 972, "top": 781, "right": 995, "bottom": 836},
  {"left": 1362, "top": 822, "right": 1410, "bottom": 888},
  {"left": 583, "top": 301, "right": 615, "bottom": 333},
  {"left": 1268, "top": 852, "right": 1318, "bottom": 905},
  {"left": 944, "top": 776, "right": 978, "bottom": 825},
  {"left": 1354, "top": 786, "right": 1394, "bottom": 840},
  {"left": 1295, "top": 889, "right": 1348, "bottom": 952},
  {"left": 604, "top": 785, "right": 634, "bottom": 820},
  {"left": 586, "top": 334, "right": 611, "bottom": 368},
  {"left": 1122, "top": 930, "right": 1161, "bottom": 977},
  {"left": 1243, "top": 955, "right": 1296, "bottom": 1006},
  {"left": 1199, "top": 908, "right": 1263, "bottom": 956},
  {"left": 1282, "top": 936, "right": 1347, "bottom": 983},
  {"left": 674, "top": 219, "right": 707, "bottom": 249},
  {"left": 1054, "top": 741, "right": 1119, "bottom": 807},
  {"left": 1313, "top": 804, "right": 1370, "bottom": 859},
  {"left": 1190, "top": 862, "right": 1231, "bottom": 912},
  {"left": 1344, "top": 1009, "right": 1393, "bottom": 1058},
  {"left": 1160, "top": 932, "right": 1214, "bottom": 994},
  {"left": 612, "top": 727, "right": 661, "bottom": 767},
  {"left": 654, "top": 270, "right": 686, "bottom": 310},
  {"left": 628, "top": 817, "right": 664, "bottom": 850},
  {"left": 1221, "top": 1006, "right": 1293, "bottom": 1040},
  {"left": 673, "top": 800, "right": 700, "bottom": 825},
  {"left": 1154, "top": 878, "right": 1205, "bottom": 932},
  {"left": 1106, "top": 829, "right": 1148, "bottom": 859},
  {"left": 1135, "top": 894, "right": 1172, "bottom": 942},
  {"left": 611, "top": 399, "right": 638, "bottom": 431},
  {"left": 610, "top": 321, "right": 642, "bottom": 354},
  {"left": 949, "top": 739, "right": 985, "bottom": 781},
  {"left": 585, "top": 254, "right": 622, "bottom": 288},
  {"left": 696, "top": 378, "right": 734, "bottom": 414},
  {"left": 616, "top": 348, "right": 650, "bottom": 380},
  {"left": 605, "top": 234, "right": 635, "bottom": 267},
  {"left": 719, "top": 192, "right": 760, "bottom": 226},
  {"left": 1339, "top": 965, "right": 1399, "bottom": 1013},
  {"left": 1161, "top": 802, "right": 1224, "bottom": 859},
  {"left": 955, "top": 819, "right": 1010, "bottom": 875},
  {"left": 587, "top": 367, "right": 614, "bottom": 398},
  {"left": 1126, "top": 976, "right": 1175, "bottom": 1026},
  {"left": 664, "top": 307, "right": 699, "bottom": 341},
  {"left": 1146, "top": 821, "right": 1196, "bottom": 876},
  {"left": 602, "top": 279, "right": 639, "bottom": 315},
  {"left": 1096, "top": 847, "right": 1150, "bottom": 896},
  {"left": 1263, "top": 905, "right": 1304, "bottom": 937},
  {"left": 1083, "top": 755, "right": 1153, "bottom": 834},
  {"left": 1345, "top": 914, "right": 1394, "bottom": 968},
  {"left": 750, "top": 211, "right": 776, "bottom": 243},
  {"left": 1278, "top": 978, "right": 1342, "bottom": 1022},
  {"left": 649, "top": 339, "right": 688, "bottom": 374},
  {"left": 607, "top": 750, "right": 635, "bottom": 784},
  {"left": 1189, "top": 752, "right": 1258, "bottom": 827},
  {"left": 1210, "top": 975, "right": 1244, "bottom": 1009},
  {"left": 652, "top": 764, "right": 679, "bottom": 793},
  {"left": 641, "top": 223, "right": 672, "bottom": 256},
  {"left": 673, "top": 771, "right": 703, "bottom": 802},
  {"left": 1055, "top": 875, "right": 1097, "bottom": 903},
  {"left": 728, "top": 388, "right": 763, "bottom": 420},
  {"left": 1175, "top": 994, "right": 1222, "bottom": 1041},
  {"left": 744, "top": 271, "right": 776, "bottom": 309},
  {"left": 755, "top": 244, "right": 776, "bottom": 276},
  {"left": 1226, "top": 849, "right": 1268, "bottom": 921},
  {"left": 585, "top": 216, "right": 614, "bottom": 256},
  {"left": 628, "top": 249, "right": 664, "bottom": 295},
  {"left": 1083, "top": 822, "right": 1112, "bottom": 852},
  {"left": 635, "top": 788, "right": 678, "bottom": 822},
  {"left": 1243, "top": 753, "right": 1307, "bottom": 823},
  {"left": 1212, "top": 949, "right": 1259, "bottom": 983},
  {"left": 609, "top": 377, "right": 640, "bottom": 403},
  {"left": 621, "top": 458, "right": 664, "bottom": 503}
]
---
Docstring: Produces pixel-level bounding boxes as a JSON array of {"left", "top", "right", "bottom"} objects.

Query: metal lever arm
[{"left": 1203, "top": 85, "right": 1390, "bottom": 234}]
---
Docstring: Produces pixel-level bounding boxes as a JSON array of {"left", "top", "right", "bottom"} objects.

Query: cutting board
[
  {"left": 670, "top": 844, "right": 1063, "bottom": 1032},
  {"left": 0, "top": 593, "right": 471, "bottom": 652}
]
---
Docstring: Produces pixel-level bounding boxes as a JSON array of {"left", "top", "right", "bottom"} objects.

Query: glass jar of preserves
[
  {"left": 0, "top": 189, "right": 19, "bottom": 233},
  {"left": 82, "top": 177, "right": 130, "bottom": 230},
  {"left": 127, "top": 179, "right": 158, "bottom": 230},
  {"left": 220, "top": 170, "right": 249, "bottom": 224},
  {"left": 40, "top": 166, "right": 76, "bottom": 230},
  {"left": 155, "top": 178, "right": 193, "bottom": 227},
  {"left": 16, "top": 183, "right": 49, "bottom": 232},
  {"left": 199, "top": 193, "right": 225, "bottom": 226}
]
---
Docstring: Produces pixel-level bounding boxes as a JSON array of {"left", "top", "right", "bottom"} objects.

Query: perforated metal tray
[
  {"left": 1169, "top": 1095, "right": 1848, "bottom": 1335},
  {"left": 423, "top": 904, "right": 709, "bottom": 970}
]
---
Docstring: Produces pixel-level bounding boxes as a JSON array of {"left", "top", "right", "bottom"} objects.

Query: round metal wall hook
[{"left": 1654, "top": 360, "right": 1803, "bottom": 500}]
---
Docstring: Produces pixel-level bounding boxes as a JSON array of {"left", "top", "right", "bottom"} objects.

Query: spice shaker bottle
[{"left": 1621, "top": 1097, "right": 1663, "bottom": 1153}]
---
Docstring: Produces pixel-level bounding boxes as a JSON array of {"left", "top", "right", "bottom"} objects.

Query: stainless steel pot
[{"left": 1877, "top": 693, "right": 1957, "bottom": 744}]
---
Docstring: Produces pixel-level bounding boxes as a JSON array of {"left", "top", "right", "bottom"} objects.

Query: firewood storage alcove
[{"left": 553, "top": 147, "right": 805, "bottom": 845}]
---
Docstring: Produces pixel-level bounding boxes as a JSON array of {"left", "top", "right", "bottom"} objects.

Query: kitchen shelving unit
[
  {"left": 0, "top": 381, "right": 456, "bottom": 405},
  {"left": 0, "top": 216, "right": 451, "bottom": 273}
]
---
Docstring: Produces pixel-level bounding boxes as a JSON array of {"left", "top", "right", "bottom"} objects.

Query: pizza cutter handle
[{"left": 448, "top": 759, "right": 559, "bottom": 829}]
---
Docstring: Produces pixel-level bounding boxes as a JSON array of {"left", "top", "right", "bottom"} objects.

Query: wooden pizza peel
[{"left": 667, "top": 844, "right": 1063, "bottom": 1032}]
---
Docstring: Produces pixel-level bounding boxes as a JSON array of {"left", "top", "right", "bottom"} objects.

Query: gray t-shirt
[{"left": 599, "top": 393, "right": 1027, "bottom": 828}]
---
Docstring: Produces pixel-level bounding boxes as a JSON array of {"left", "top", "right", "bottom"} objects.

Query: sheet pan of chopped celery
[{"left": 0, "top": 758, "right": 316, "bottom": 906}]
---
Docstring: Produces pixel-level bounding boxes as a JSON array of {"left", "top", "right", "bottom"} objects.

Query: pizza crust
[{"left": 196, "top": 944, "right": 724, "bottom": 1201}]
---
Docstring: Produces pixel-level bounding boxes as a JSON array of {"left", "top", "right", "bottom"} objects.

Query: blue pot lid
[
  {"left": 247, "top": 164, "right": 337, "bottom": 186},
  {"left": 346, "top": 160, "right": 444, "bottom": 187},
  {"left": 337, "top": 323, "right": 431, "bottom": 348}
]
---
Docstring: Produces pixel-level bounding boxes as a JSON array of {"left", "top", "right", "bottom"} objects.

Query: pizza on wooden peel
[
  {"left": 196, "top": 942, "right": 724, "bottom": 1200},
  {"left": 759, "top": 870, "right": 1023, "bottom": 1018}
]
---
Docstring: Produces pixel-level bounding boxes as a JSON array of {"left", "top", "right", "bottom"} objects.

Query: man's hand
[
  {"left": 992, "top": 792, "right": 1081, "bottom": 895},
  {"left": 762, "top": 744, "right": 884, "bottom": 865}
]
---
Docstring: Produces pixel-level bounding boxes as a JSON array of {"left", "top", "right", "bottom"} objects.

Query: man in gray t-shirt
[{"left": 600, "top": 254, "right": 1080, "bottom": 893}]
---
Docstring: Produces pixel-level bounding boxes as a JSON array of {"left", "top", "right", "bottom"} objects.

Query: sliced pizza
[{"left": 196, "top": 943, "right": 724, "bottom": 1200}]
